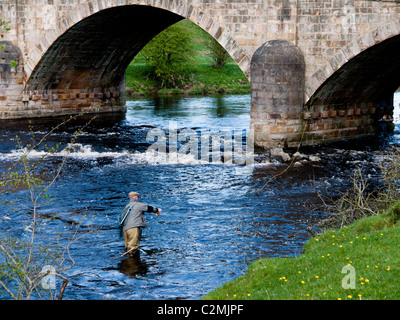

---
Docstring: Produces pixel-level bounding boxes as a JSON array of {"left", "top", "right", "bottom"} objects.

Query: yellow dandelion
[
  {"left": 365, "top": 279, "right": 370, "bottom": 283},
  {"left": 363, "top": 237, "right": 367, "bottom": 240},
  {"left": 348, "top": 295, "right": 352, "bottom": 299},
  {"left": 298, "top": 271, "right": 301, "bottom": 274},
  {"left": 337, "top": 298, "right": 342, "bottom": 300},
  {"left": 387, "top": 266, "right": 391, "bottom": 271},
  {"left": 358, "top": 294, "right": 362, "bottom": 298},
  {"left": 315, "top": 275, "right": 319, "bottom": 279},
  {"left": 301, "top": 281, "right": 305, "bottom": 284},
  {"left": 247, "top": 293, "right": 251, "bottom": 297}
]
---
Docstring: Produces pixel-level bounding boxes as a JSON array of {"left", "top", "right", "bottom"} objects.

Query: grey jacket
[{"left": 121, "top": 199, "right": 159, "bottom": 233}]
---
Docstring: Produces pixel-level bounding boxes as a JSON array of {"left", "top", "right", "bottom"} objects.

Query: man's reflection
[{"left": 118, "top": 252, "right": 148, "bottom": 277}]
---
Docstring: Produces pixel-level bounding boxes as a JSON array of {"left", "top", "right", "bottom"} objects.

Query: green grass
[
  {"left": 203, "top": 201, "right": 400, "bottom": 300},
  {"left": 125, "top": 20, "right": 250, "bottom": 97}
]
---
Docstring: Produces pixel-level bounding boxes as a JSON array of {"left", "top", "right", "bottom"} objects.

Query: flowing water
[{"left": 0, "top": 94, "right": 399, "bottom": 300}]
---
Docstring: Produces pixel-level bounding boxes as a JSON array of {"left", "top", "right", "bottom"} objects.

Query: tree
[
  {"left": 140, "top": 21, "right": 194, "bottom": 88},
  {"left": 206, "top": 37, "right": 230, "bottom": 69}
]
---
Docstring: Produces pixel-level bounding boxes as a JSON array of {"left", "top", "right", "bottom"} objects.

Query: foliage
[
  {"left": 1, "top": 15, "right": 97, "bottom": 297},
  {"left": 126, "top": 20, "right": 250, "bottom": 96},
  {"left": 0, "top": 20, "right": 17, "bottom": 69},
  {"left": 0, "top": 18, "right": 10, "bottom": 53},
  {"left": 313, "top": 149, "right": 400, "bottom": 231},
  {"left": 139, "top": 21, "right": 194, "bottom": 88},
  {"left": 0, "top": 18, "right": 10, "bottom": 33},
  {"left": 205, "top": 37, "right": 230, "bottom": 69},
  {"left": 0, "top": 114, "right": 96, "bottom": 299}
]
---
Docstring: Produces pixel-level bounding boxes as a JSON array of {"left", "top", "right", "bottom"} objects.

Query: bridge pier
[
  {"left": 250, "top": 40, "right": 305, "bottom": 148},
  {"left": 0, "top": 40, "right": 127, "bottom": 119},
  {"left": 21, "top": 85, "right": 127, "bottom": 119}
]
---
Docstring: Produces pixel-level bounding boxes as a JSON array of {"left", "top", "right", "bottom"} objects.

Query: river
[{"left": 0, "top": 94, "right": 398, "bottom": 300}]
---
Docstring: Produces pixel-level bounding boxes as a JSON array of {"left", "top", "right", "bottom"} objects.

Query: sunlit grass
[
  {"left": 125, "top": 20, "right": 250, "bottom": 96},
  {"left": 203, "top": 201, "right": 400, "bottom": 300}
]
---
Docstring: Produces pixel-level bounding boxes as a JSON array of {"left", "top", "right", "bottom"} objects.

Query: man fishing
[{"left": 119, "top": 191, "right": 162, "bottom": 255}]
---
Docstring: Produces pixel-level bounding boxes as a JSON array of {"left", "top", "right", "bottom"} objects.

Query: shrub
[
  {"left": 140, "top": 22, "right": 194, "bottom": 88},
  {"left": 314, "top": 149, "right": 400, "bottom": 231}
]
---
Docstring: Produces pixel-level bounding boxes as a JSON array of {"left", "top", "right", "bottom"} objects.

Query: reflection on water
[
  {"left": 119, "top": 253, "right": 148, "bottom": 278},
  {"left": 125, "top": 95, "right": 250, "bottom": 130}
]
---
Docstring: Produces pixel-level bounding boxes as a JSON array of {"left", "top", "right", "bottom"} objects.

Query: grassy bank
[
  {"left": 203, "top": 201, "right": 400, "bottom": 300},
  {"left": 125, "top": 20, "right": 250, "bottom": 97}
]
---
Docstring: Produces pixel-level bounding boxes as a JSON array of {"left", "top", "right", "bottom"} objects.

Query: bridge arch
[
  {"left": 26, "top": 1, "right": 251, "bottom": 80},
  {"left": 250, "top": 21, "right": 400, "bottom": 148},
  {"left": 24, "top": 1, "right": 251, "bottom": 113},
  {"left": 300, "top": 22, "right": 400, "bottom": 145},
  {"left": 305, "top": 21, "right": 400, "bottom": 103}
]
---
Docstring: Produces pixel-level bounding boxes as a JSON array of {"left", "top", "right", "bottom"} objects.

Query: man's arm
[
  {"left": 145, "top": 205, "right": 157, "bottom": 213},
  {"left": 145, "top": 205, "right": 162, "bottom": 214}
]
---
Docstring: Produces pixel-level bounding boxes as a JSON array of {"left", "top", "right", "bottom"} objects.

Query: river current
[{"left": 0, "top": 94, "right": 399, "bottom": 300}]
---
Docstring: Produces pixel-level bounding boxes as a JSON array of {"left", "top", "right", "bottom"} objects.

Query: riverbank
[
  {"left": 203, "top": 200, "right": 400, "bottom": 300},
  {"left": 125, "top": 62, "right": 250, "bottom": 97},
  {"left": 125, "top": 20, "right": 250, "bottom": 97}
]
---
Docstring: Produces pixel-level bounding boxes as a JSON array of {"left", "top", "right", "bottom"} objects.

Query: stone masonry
[
  {"left": 251, "top": 40, "right": 305, "bottom": 147},
  {"left": 1, "top": 0, "right": 400, "bottom": 147}
]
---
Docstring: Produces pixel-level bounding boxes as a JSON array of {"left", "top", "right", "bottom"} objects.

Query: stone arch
[
  {"left": 24, "top": 1, "right": 251, "bottom": 84},
  {"left": 302, "top": 26, "right": 400, "bottom": 146},
  {"left": 305, "top": 21, "right": 400, "bottom": 103}
]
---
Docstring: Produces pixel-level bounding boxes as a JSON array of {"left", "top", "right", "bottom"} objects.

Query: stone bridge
[{"left": 1, "top": 0, "right": 400, "bottom": 148}]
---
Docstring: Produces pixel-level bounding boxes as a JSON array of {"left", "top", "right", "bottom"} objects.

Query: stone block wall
[
  {"left": 1, "top": 0, "right": 400, "bottom": 146},
  {"left": 303, "top": 103, "right": 377, "bottom": 145},
  {"left": 250, "top": 40, "right": 305, "bottom": 148}
]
